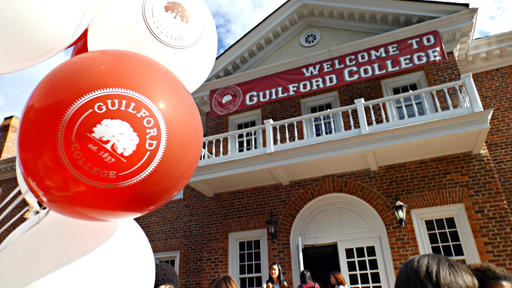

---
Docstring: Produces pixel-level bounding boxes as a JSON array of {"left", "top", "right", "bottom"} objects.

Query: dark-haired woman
[
  {"left": 395, "top": 254, "right": 478, "bottom": 288},
  {"left": 329, "top": 271, "right": 346, "bottom": 288},
  {"left": 297, "top": 270, "right": 320, "bottom": 288},
  {"left": 265, "top": 262, "right": 289, "bottom": 288}
]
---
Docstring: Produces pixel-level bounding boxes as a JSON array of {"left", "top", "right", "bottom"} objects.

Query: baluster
[
  {"left": 293, "top": 121, "right": 298, "bottom": 141},
  {"left": 276, "top": 124, "right": 281, "bottom": 145},
  {"left": 285, "top": 123, "right": 290, "bottom": 143},
  {"left": 432, "top": 91, "right": 441, "bottom": 112},
  {"left": 258, "top": 128, "right": 263, "bottom": 150},
  {"left": 455, "top": 84, "right": 465, "bottom": 108},
  {"left": 411, "top": 95, "right": 419, "bottom": 117},
  {"left": 227, "top": 136, "right": 231, "bottom": 156},
  {"left": 349, "top": 110, "right": 354, "bottom": 130},
  {"left": 302, "top": 119, "right": 308, "bottom": 139},
  {"left": 369, "top": 105, "right": 376, "bottom": 126},
  {"left": 421, "top": 93, "right": 430, "bottom": 114},
  {"left": 329, "top": 112, "right": 335, "bottom": 134},
  {"left": 219, "top": 137, "right": 223, "bottom": 156},
  {"left": 400, "top": 97, "right": 408, "bottom": 119},
  {"left": 213, "top": 138, "right": 217, "bottom": 156},
  {"left": 339, "top": 111, "right": 345, "bottom": 132},
  {"left": 379, "top": 103, "right": 387, "bottom": 123},
  {"left": 321, "top": 115, "right": 326, "bottom": 136},
  {"left": 444, "top": 88, "right": 453, "bottom": 110}
]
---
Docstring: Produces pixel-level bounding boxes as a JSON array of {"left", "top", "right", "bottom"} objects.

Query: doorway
[
  {"left": 290, "top": 193, "right": 395, "bottom": 287},
  {"left": 303, "top": 244, "right": 340, "bottom": 288}
]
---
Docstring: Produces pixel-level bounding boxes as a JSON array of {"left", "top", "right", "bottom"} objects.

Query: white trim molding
[
  {"left": 228, "top": 229, "right": 269, "bottom": 288},
  {"left": 411, "top": 204, "right": 480, "bottom": 264},
  {"left": 155, "top": 250, "right": 181, "bottom": 274}
]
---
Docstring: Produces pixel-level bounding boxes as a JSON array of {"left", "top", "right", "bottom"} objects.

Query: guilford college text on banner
[{"left": 209, "top": 30, "right": 447, "bottom": 117}]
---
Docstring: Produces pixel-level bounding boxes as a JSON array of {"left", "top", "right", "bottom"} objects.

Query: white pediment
[
  {"left": 192, "top": 0, "right": 476, "bottom": 113},
  {"left": 208, "top": 0, "right": 468, "bottom": 81}
]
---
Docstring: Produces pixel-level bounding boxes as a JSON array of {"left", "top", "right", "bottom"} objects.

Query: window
[
  {"left": 381, "top": 71, "right": 432, "bottom": 120},
  {"left": 229, "top": 110, "right": 262, "bottom": 153},
  {"left": 339, "top": 238, "right": 388, "bottom": 288},
  {"left": 229, "top": 229, "right": 269, "bottom": 288},
  {"left": 301, "top": 92, "right": 341, "bottom": 138},
  {"left": 411, "top": 204, "right": 480, "bottom": 264},
  {"left": 155, "top": 251, "right": 180, "bottom": 274}
]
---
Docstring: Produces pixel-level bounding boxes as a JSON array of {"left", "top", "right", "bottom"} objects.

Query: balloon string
[
  {"left": 0, "top": 206, "right": 30, "bottom": 235},
  {"left": 0, "top": 187, "right": 20, "bottom": 211},
  {"left": 0, "top": 208, "right": 49, "bottom": 252},
  {"left": 0, "top": 187, "right": 25, "bottom": 222}
]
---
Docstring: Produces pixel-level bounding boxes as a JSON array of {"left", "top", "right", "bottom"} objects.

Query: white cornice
[
  {"left": 458, "top": 31, "right": 512, "bottom": 74},
  {"left": 0, "top": 156, "right": 16, "bottom": 181},
  {"left": 193, "top": 9, "right": 476, "bottom": 112},
  {"left": 208, "top": 0, "right": 467, "bottom": 81}
]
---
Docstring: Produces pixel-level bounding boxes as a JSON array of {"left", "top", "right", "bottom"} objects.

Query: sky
[{"left": 0, "top": 0, "right": 511, "bottom": 121}]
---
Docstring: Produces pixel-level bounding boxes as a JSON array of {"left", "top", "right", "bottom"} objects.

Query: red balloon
[{"left": 17, "top": 50, "right": 203, "bottom": 221}]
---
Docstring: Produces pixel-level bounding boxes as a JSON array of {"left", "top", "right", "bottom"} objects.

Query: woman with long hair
[
  {"left": 297, "top": 270, "right": 320, "bottom": 288},
  {"left": 265, "top": 262, "right": 289, "bottom": 288},
  {"left": 329, "top": 271, "right": 346, "bottom": 288}
]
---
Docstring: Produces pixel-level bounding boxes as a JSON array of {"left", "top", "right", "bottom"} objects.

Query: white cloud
[{"left": 204, "top": 0, "right": 287, "bottom": 51}]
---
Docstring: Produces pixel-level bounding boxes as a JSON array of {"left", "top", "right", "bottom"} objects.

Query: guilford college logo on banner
[
  {"left": 209, "top": 30, "right": 447, "bottom": 117},
  {"left": 58, "top": 88, "right": 167, "bottom": 187}
]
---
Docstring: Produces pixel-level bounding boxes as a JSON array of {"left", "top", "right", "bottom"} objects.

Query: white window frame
[
  {"left": 228, "top": 229, "right": 269, "bottom": 288},
  {"left": 155, "top": 250, "right": 180, "bottom": 274},
  {"left": 228, "top": 110, "right": 262, "bottom": 154},
  {"left": 381, "top": 71, "right": 432, "bottom": 121},
  {"left": 301, "top": 92, "right": 341, "bottom": 138},
  {"left": 411, "top": 204, "right": 480, "bottom": 264}
]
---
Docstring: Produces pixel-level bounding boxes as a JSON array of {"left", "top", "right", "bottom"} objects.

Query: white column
[
  {"left": 461, "top": 73, "right": 484, "bottom": 112},
  {"left": 355, "top": 98, "right": 369, "bottom": 134}
]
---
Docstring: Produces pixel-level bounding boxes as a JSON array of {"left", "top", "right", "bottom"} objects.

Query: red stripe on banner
[{"left": 209, "top": 30, "right": 447, "bottom": 118}]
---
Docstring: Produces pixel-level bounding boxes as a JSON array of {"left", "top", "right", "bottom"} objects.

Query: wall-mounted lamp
[
  {"left": 266, "top": 211, "right": 278, "bottom": 242},
  {"left": 392, "top": 199, "right": 408, "bottom": 228}
]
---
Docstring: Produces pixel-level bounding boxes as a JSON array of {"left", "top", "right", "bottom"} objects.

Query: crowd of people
[{"left": 154, "top": 254, "right": 512, "bottom": 288}]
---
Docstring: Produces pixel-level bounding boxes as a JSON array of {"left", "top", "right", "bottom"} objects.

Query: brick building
[
  {"left": 137, "top": 1, "right": 512, "bottom": 288},
  {"left": 1, "top": 1, "right": 512, "bottom": 288}
]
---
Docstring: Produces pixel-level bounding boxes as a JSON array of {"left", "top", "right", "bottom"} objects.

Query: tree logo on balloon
[
  {"left": 142, "top": 0, "right": 205, "bottom": 48},
  {"left": 58, "top": 88, "right": 167, "bottom": 187},
  {"left": 211, "top": 85, "right": 244, "bottom": 116},
  {"left": 91, "top": 119, "right": 139, "bottom": 159}
]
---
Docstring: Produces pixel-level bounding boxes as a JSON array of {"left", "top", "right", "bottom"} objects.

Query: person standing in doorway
[
  {"left": 329, "top": 271, "right": 347, "bottom": 288},
  {"left": 297, "top": 270, "right": 320, "bottom": 288},
  {"left": 265, "top": 262, "right": 289, "bottom": 288}
]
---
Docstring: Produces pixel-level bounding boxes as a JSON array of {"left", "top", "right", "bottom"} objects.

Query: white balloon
[
  {"left": 0, "top": 212, "right": 155, "bottom": 288},
  {"left": 0, "top": 0, "right": 99, "bottom": 74},
  {"left": 88, "top": 0, "right": 218, "bottom": 93}
]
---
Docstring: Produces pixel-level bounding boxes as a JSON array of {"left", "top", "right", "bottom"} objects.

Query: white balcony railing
[{"left": 200, "top": 75, "right": 483, "bottom": 165}]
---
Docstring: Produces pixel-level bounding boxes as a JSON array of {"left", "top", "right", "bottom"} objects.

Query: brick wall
[
  {"left": 137, "top": 149, "right": 512, "bottom": 286},
  {"left": 138, "top": 56, "right": 512, "bottom": 287},
  {"left": 473, "top": 66, "right": 512, "bottom": 215}
]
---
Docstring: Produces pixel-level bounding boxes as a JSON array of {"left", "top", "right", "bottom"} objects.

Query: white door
[{"left": 338, "top": 238, "right": 389, "bottom": 288}]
